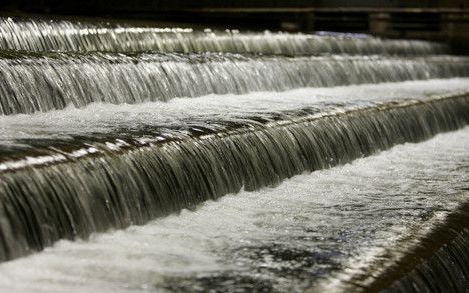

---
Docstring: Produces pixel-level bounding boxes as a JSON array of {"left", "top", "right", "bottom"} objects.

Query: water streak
[
  {"left": 1, "top": 53, "right": 469, "bottom": 115},
  {"left": 0, "top": 17, "right": 448, "bottom": 55},
  {"left": 1, "top": 14, "right": 468, "bottom": 292},
  {"left": 0, "top": 125, "right": 468, "bottom": 293},
  {"left": 0, "top": 94, "right": 468, "bottom": 262}
]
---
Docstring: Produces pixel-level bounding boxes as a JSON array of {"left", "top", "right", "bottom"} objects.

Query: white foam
[
  {"left": 0, "top": 127, "right": 468, "bottom": 292},
  {"left": 1, "top": 78, "right": 468, "bottom": 145}
]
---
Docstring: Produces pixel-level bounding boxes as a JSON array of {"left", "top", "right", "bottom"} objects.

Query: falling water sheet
[
  {"left": 0, "top": 17, "right": 448, "bottom": 55},
  {"left": 1, "top": 52, "right": 469, "bottom": 115},
  {"left": 0, "top": 14, "right": 467, "bottom": 292},
  {"left": 0, "top": 125, "right": 467, "bottom": 292},
  {"left": 0, "top": 77, "right": 468, "bottom": 270},
  {"left": 0, "top": 85, "right": 468, "bottom": 263},
  {"left": 1, "top": 78, "right": 469, "bottom": 152}
]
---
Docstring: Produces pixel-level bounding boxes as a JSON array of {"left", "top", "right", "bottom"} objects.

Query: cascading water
[
  {"left": 0, "top": 17, "right": 466, "bottom": 116},
  {"left": 0, "top": 17, "right": 448, "bottom": 55},
  {"left": 1, "top": 126, "right": 468, "bottom": 292},
  {"left": 1, "top": 93, "right": 469, "bottom": 262},
  {"left": 0, "top": 16, "right": 468, "bottom": 292},
  {"left": 2, "top": 53, "right": 468, "bottom": 115}
]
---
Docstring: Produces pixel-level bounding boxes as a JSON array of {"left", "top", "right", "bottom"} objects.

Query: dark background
[{"left": 1, "top": 0, "right": 469, "bottom": 53}]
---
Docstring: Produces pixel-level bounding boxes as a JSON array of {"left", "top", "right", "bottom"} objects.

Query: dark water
[{"left": 381, "top": 220, "right": 469, "bottom": 293}]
